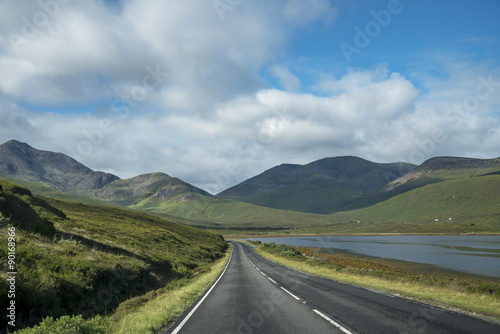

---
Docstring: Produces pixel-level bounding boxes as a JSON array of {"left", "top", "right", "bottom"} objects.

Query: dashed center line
[
  {"left": 313, "top": 309, "right": 354, "bottom": 334},
  {"left": 242, "top": 243, "right": 355, "bottom": 334},
  {"left": 267, "top": 277, "right": 278, "bottom": 285},
  {"left": 281, "top": 287, "right": 301, "bottom": 301}
]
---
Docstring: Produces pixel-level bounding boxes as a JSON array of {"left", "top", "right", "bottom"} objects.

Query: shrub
[{"left": 276, "top": 244, "right": 302, "bottom": 257}]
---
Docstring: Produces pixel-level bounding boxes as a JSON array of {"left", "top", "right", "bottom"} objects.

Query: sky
[{"left": 1, "top": 0, "right": 500, "bottom": 194}]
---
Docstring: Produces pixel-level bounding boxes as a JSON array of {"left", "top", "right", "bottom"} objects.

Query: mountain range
[
  {"left": 1, "top": 139, "right": 499, "bottom": 232},
  {"left": 0, "top": 140, "right": 210, "bottom": 206},
  {"left": 217, "top": 157, "right": 415, "bottom": 214}
]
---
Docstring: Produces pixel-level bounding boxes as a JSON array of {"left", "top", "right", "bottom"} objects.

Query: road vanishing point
[{"left": 165, "top": 241, "right": 500, "bottom": 334}]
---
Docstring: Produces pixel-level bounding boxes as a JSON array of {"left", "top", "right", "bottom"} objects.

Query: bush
[{"left": 276, "top": 244, "right": 302, "bottom": 257}]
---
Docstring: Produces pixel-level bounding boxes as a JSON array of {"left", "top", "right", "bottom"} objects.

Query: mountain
[
  {"left": 383, "top": 156, "right": 500, "bottom": 195},
  {"left": 0, "top": 140, "right": 119, "bottom": 193},
  {"left": 3, "top": 139, "right": 498, "bottom": 233},
  {"left": 0, "top": 140, "right": 211, "bottom": 207},
  {"left": 217, "top": 156, "right": 416, "bottom": 214},
  {"left": 298, "top": 155, "right": 500, "bottom": 234},
  {"left": 90, "top": 172, "right": 213, "bottom": 206}
]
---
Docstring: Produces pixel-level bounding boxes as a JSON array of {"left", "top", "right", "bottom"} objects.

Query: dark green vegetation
[
  {"left": 217, "top": 156, "right": 415, "bottom": 214},
  {"left": 0, "top": 179, "right": 227, "bottom": 332}
]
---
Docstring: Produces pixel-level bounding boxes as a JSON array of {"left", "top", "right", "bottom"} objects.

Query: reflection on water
[{"left": 247, "top": 235, "right": 500, "bottom": 278}]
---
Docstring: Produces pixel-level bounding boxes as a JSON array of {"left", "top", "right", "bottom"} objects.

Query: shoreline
[
  {"left": 232, "top": 235, "right": 500, "bottom": 280},
  {"left": 227, "top": 232, "right": 500, "bottom": 238},
  {"left": 250, "top": 241, "right": 500, "bottom": 323}
]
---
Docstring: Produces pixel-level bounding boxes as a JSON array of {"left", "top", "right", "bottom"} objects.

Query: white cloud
[{"left": 0, "top": 1, "right": 499, "bottom": 193}]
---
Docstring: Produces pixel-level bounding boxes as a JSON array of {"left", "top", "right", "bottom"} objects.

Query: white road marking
[
  {"left": 241, "top": 242, "right": 354, "bottom": 333},
  {"left": 171, "top": 246, "right": 233, "bottom": 334},
  {"left": 267, "top": 277, "right": 278, "bottom": 285},
  {"left": 313, "top": 309, "right": 354, "bottom": 334},
  {"left": 281, "top": 287, "right": 301, "bottom": 300}
]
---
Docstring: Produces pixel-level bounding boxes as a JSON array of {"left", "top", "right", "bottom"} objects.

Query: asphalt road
[{"left": 166, "top": 241, "right": 500, "bottom": 334}]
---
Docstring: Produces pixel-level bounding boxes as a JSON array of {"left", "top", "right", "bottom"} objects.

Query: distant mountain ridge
[
  {"left": 0, "top": 140, "right": 209, "bottom": 205},
  {"left": 90, "top": 172, "right": 212, "bottom": 206},
  {"left": 217, "top": 156, "right": 416, "bottom": 214},
  {"left": 2, "top": 139, "right": 499, "bottom": 229},
  {"left": 0, "top": 140, "right": 119, "bottom": 193}
]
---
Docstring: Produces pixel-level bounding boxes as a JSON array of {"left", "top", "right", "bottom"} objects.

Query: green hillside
[
  {"left": 217, "top": 157, "right": 415, "bottom": 214},
  {"left": 296, "top": 172, "right": 500, "bottom": 234},
  {"left": 89, "top": 172, "right": 212, "bottom": 206},
  {"left": 130, "top": 191, "right": 334, "bottom": 229},
  {"left": 0, "top": 176, "right": 121, "bottom": 206},
  {"left": 0, "top": 179, "right": 227, "bottom": 331},
  {"left": 1, "top": 176, "right": 336, "bottom": 230},
  {"left": 384, "top": 156, "right": 500, "bottom": 195}
]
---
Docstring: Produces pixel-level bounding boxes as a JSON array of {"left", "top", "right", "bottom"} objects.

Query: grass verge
[
  {"left": 252, "top": 242, "right": 500, "bottom": 322},
  {"left": 108, "top": 243, "right": 231, "bottom": 333},
  {"left": 0, "top": 178, "right": 229, "bottom": 333},
  {"left": 13, "top": 244, "right": 232, "bottom": 334}
]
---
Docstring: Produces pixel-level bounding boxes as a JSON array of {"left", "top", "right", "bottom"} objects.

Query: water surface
[{"left": 247, "top": 235, "right": 500, "bottom": 278}]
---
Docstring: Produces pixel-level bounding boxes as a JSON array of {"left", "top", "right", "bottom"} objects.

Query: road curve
[{"left": 165, "top": 241, "right": 500, "bottom": 334}]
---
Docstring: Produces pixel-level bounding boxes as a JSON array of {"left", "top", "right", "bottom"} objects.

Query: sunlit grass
[
  {"left": 0, "top": 178, "right": 228, "bottom": 332},
  {"left": 108, "top": 245, "right": 231, "bottom": 333}
]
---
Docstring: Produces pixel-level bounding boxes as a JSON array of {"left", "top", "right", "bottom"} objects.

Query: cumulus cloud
[{"left": 0, "top": 0, "right": 499, "bottom": 193}]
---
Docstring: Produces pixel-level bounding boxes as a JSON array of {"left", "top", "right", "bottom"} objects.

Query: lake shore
[
  {"left": 249, "top": 241, "right": 500, "bottom": 323},
  {"left": 226, "top": 232, "right": 500, "bottom": 238},
  {"left": 236, "top": 234, "right": 500, "bottom": 278}
]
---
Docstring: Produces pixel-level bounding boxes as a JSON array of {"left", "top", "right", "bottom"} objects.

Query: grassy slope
[
  {"left": 128, "top": 160, "right": 500, "bottom": 234},
  {"left": 1, "top": 177, "right": 121, "bottom": 206},
  {"left": 240, "top": 175, "right": 364, "bottom": 214},
  {"left": 5, "top": 177, "right": 336, "bottom": 229},
  {"left": 294, "top": 174, "right": 500, "bottom": 234},
  {"left": 6, "top": 162, "right": 500, "bottom": 235},
  {"left": 131, "top": 193, "right": 335, "bottom": 229},
  {"left": 0, "top": 179, "right": 227, "bottom": 331}
]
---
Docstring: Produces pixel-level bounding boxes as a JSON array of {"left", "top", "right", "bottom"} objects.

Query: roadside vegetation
[
  {"left": 250, "top": 241, "right": 500, "bottom": 321},
  {"left": 0, "top": 179, "right": 229, "bottom": 333}
]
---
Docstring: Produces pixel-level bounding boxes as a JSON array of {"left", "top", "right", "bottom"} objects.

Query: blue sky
[
  {"left": 1, "top": 0, "right": 499, "bottom": 192},
  {"left": 275, "top": 0, "right": 500, "bottom": 92}
]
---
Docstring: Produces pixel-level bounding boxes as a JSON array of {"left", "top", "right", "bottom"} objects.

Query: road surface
[{"left": 165, "top": 241, "right": 500, "bottom": 333}]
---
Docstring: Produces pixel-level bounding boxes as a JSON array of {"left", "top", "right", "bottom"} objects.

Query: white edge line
[
  {"left": 280, "top": 287, "right": 300, "bottom": 300},
  {"left": 171, "top": 246, "right": 233, "bottom": 334},
  {"left": 313, "top": 309, "right": 354, "bottom": 334}
]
